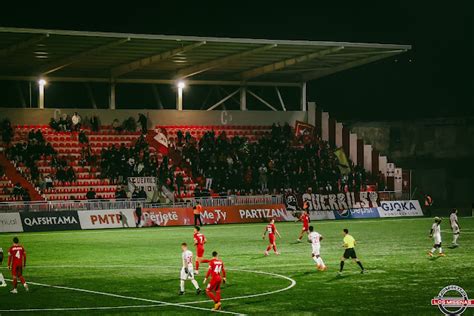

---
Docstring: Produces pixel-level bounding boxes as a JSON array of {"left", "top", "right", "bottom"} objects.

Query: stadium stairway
[{"left": 0, "top": 153, "right": 44, "bottom": 201}]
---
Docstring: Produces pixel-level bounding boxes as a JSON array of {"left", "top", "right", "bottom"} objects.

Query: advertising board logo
[{"left": 432, "top": 285, "right": 474, "bottom": 315}]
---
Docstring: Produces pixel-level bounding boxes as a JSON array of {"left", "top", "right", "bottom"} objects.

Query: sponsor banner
[
  {"left": 140, "top": 204, "right": 292, "bottom": 227},
  {"left": 378, "top": 200, "right": 423, "bottom": 217},
  {"left": 310, "top": 211, "right": 336, "bottom": 221},
  {"left": 300, "top": 191, "right": 380, "bottom": 211},
  {"left": 0, "top": 213, "right": 23, "bottom": 232},
  {"left": 127, "top": 177, "right": 158, "bottom": 201},
  {"left": 20, "top": 211, "right": 80, "bottom": 232},
  {"left": 333, "top": 207, "right": 380, "bottom": 220},
  {"left": 79, "top": 209, "right": 136, "bottom": 229}
]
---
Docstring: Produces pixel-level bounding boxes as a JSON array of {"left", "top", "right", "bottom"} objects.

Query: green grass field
[{"left": 0, "top": 217, "right": 473, "bottom": 315}]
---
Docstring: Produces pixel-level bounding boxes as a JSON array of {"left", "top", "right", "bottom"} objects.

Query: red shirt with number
[
  {"left": 266, "top": 223, "right": 276, "bottom": 243},
  {"left": 206, "top": 258, "right": 226, "bottom": 285},
  {"left": 194, "top": 232, "right": 206, "bottom": 257},
  {"left": 301, "top": 213, "right": 310, "bottom": 230},
  {"left": 8, "top": 245, "right": 26, "bottom": 268}
]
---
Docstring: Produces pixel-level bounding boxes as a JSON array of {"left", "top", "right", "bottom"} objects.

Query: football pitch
[{"left": 0, "top": 217, "right": 473, "bottom": 315}]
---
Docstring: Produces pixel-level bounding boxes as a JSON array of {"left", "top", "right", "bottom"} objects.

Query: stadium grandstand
[{"left": 0, "top": 27, "right": 411, "bottom": 206}]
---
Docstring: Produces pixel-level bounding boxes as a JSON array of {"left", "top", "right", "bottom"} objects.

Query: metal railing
[
  {"left": 0, "top": 195, "right": 284, "bottom": 213},
  {"left": 377, "top": 191, "right": 411, "bottom": 201},
  {"left": 0, "top": 199, "right": 146, "bottom": 213}
]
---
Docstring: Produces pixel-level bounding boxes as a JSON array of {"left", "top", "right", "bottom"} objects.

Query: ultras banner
[
  {"left": 140, "top": 204, "right": 291, "bottom": 227},
  {"left": 287, "top": 191, "right": 380, "bottom": 211}
]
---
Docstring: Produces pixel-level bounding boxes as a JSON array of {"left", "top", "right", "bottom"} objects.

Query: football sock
[
  {"left": 180, "top": 280, "right": 185, "bottom": 292},
  {"left": 312, "top": 256, "right": 318, "bottom": 264},
  {"left": 266, "top": 245, "right": 272, "bottom": 251},
  {"left": 430, "top": 247, "right": 436, "bottom": 253},
  {"left": 318, "top": 257, "right": 325, "bottom": 267},
  {"left": 12, "top": 278, "right": 17, "bottom": 289},
  {"left": 453, "top": 234, "right": 459, "bottom": 244},
  {"left": 438, "top": 247, "right": 443, "bottom": 253},
  {"left": 195, "top": 261, "right": 200, "bottom": 271},
  {"left": 0, "top": 273, "right": 5, "bottom": 284},
  {"left": 215, "top": 290, "right": 221, "bottom": 303},
  {"left": 19, "top": 277, "right": 25, "bottom": 285},
  {"left": 339, "top": 261, "right": 345, "bottom": 272},
  {"left": 272, "top": 245, "right": 277, "bottom": 252},
  {"left": 191, "top": 279, "right": 199, "bottom": 290},
  {"left": 357, "top": 261, "right": 364, "bottom": 270},
  {"left": 206, "top": 290, "right": 217, "bottom": 303}
]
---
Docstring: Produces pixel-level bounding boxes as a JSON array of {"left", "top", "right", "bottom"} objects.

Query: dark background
[{"left": 0, "top": 1, "right": 472, "bottom": 120}]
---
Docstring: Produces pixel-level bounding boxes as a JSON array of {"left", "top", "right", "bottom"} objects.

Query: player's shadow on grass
[
  {"left": 428, "top": 256, "right": 441, "bottom": 261},
  {"left": 326, "top": 273, "right": 358, "bottom": 282},
  {"left": 291, "top": 271, "right": 316, "bottom": 278},
  {"left": 249, "top": 255, "right": 267, "bottom": 260}
]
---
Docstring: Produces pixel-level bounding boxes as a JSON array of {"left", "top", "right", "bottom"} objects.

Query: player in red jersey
[
  {"left": 202, "top": 251, "right": 226, "bottom": 311},
  {"left": 193, "top": 226, "right": 207, "bottom": 275},
  {"left": 8, "top": 237, "right": 28, "bottom": 294},
  {"left": 297, "top": 209, "right": 311, "bottom": 242},
  {"left": 263, "top": 218, "right": 281, "bottom": 256}
]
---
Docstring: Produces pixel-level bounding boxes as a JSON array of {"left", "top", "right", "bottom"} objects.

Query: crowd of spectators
[
  {"left": 99, "top": 135, "right": 161, "bottom": 184},
  {"left": 175, "top": 123, "right": 371, "bottom": 197},
  {"left": 49, "top": 112, "right": 101, "bottom": 132}
]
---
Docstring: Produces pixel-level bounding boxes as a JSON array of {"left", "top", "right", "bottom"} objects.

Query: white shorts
[
  {"left": 180, "top": 266, "right": 195, "bottom": 280},
  {"left": 433, "top": 234, "right": 442, "bottom": 245},
  {"left": 452, "top": 224, "right": 460, "bottom": 234},
  {"left": 311, "top": 244, "right": 321, "bottom": 256}
]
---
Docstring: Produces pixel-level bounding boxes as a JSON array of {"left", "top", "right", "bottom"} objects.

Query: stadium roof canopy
[{"left": 0, "top": 27, "right": 411, "bottom": 87}]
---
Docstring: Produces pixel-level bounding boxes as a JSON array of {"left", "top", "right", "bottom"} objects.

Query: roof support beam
[
  {"left": 0, "top": 34, "right": 48, "bottom": 58},
  {"left": 38, "top": 38, "right": 130, "bottom": 76},
  {"left": 111, "top": 41, "right": 206, "bottom": 78},
  {"left": 240, "top": 46, "right": 344, "bottom": 80},
  {"left": 176, "top": 44, "right": 277, "bottom": 80},
  {"left": 302, "top": 50, "right": 404, "bottom": 81},
  {"left": 206, "top": 88, "right": 239, "bottom": 111},
  {"left": 275, "top": 87, "right": 286, "bottom": 111},
  {"left": 0, "top": 75, "right": 303, "bottom": 87},
  {"left": 248, "top": 89, "right": 278, "bottom": 111}
]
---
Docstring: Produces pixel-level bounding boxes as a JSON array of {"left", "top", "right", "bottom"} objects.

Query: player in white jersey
[
  {"left": 428, "top": 217, "right": 445, "bottom": 257},
  {"left": 307, "top": 226, "right": 327, "bottom": 271},
  {"left": 449, "top": 209, "right": 460, "bottom": 247},
  {"left": 0, "top": 247, "right": 7, "bottom": 287},
  {"left": 179, "top": 243, "right": 201, "bottom": 295}
]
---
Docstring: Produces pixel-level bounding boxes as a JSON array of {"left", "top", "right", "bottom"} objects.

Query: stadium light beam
[
  {"left": 38, "top": 78, "right": 47, "bottom": 109},
  {"left": 176, "top": 81, "right": 186, "bottom": 110},
  {"left": 177, "top": 80, "right": 186, "bottom": 89}
]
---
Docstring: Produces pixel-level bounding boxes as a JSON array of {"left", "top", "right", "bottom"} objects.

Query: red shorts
[
  {"left": 302, "top": 225, "right": 309, "bottom": 232},
  {"left": 11, "top": 265, "right": 23, "bottom": 277},
  {"left": 196, "top": 246, "right": 205, "bottom": 257},
  {"left": 269, "top": 234, "right": 275, "bottom": 244},
  {"left": 207, "top": 278, "right": 222, "bottom": 292}
]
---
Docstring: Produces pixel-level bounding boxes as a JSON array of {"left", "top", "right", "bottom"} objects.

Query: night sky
[{"left": 0, "top": 2, "right": 472, "bottom": 121}]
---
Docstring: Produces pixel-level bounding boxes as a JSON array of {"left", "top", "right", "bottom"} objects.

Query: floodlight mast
[{"left": 38, "top": 78, "right": 47, "bottom": 109}]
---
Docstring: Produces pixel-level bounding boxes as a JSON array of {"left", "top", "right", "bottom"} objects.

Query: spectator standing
[
  {"left": 71, "top": 112, "right": 81, "bottom": 131},
  {"left": 137, "top": 187, "right": 147, "bottom": 200},
  {"left": 138, "top": 114, "right": 147, "bottom": 134},
  {"left": 135, "top": 205, "right": 143, "bottom": 227},
  {"left": 194, "top": 202, "right": 203, "bottom": 226},
  {"left": 86, "top": 188, "right": 96, "bottom": 200}
]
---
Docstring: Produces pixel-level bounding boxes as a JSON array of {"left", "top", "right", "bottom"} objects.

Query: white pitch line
[
  {"left": 182, "top": 268, "right": 296, "bottom": 305},
  {"left": 0, "top": 268, "right": 296, "bottom": 313},
  {"left": 0, "top": 304, "right": 164, "bottom": 313},
  {"left": 2, "top": 279, "right": 243, "bottom": 315}
]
